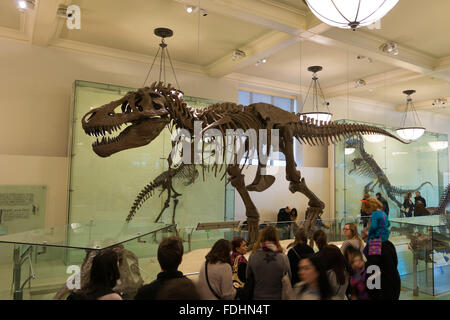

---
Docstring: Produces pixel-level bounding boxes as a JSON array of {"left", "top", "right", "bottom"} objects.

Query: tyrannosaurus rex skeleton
[{"left": 82, "top": 82, "right": 407, "bottom": 246}]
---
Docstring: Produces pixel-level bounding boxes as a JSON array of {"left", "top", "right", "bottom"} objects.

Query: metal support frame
[{"left": 12, "top": 245, "right": 36, "bottom": 300}]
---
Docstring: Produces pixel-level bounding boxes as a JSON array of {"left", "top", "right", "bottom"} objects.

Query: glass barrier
[
  {"left": 69, "top": 80, "right": 230, "bottom": 236},
  {"left": 390, "top": 216, "right": 450, "bottom": 296},
  {"left": 0, "top": 220, "right": 175, "bottom": 300},
  {"left": 334, "top": 119, "right": 449, "bottom": 221}
]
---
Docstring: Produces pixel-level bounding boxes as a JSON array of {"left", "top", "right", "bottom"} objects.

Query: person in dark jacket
[
  {"left": 401, "top": 192, "right": 414, "bottom": 217},
  {"left": 67, "top": 249, "right": 122, "bottom": 300},
  {"left": 365, "top": 240, "right": 401, "bottom": 300},
  {"left": 376, "top": 193, "right": 389, "bottom": 215},
  {"left": 277, "top": 206, "right": 293, "bottom": 239},
  {"left": 287, "top": 228, "right": 314, "bottom": 286},
  {"left": 414, "top": 191, "right": 427, "bottom": 208},
  {"left": 135, "top": 236, "right": 185, "bottom": 300}
]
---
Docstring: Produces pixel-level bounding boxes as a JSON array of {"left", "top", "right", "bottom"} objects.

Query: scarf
[
  {"left": 261, "top": 241, "right": 279, "bottom": 252},
  {"left": 231, "top": 251, "right": 247, "bottom": 265}
]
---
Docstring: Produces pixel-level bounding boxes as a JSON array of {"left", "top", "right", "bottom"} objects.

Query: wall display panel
[
  {"left": 334, "top": 119, "right": 449, "bottom": 221},
  {"left": 0, "top": 185, "right": 46, "bottom": 262},
  {"left": 69, "top": 81, "right": 231, "bottom": 243}
]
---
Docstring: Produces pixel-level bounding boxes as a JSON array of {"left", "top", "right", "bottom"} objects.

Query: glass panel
[
  {"left": 390, "top": 218, "right": 447, "bottom": 296},
  {"left": 432, "top": 222, "right": 450, "bottom": 295},
  {"left": 0, "top": 225, "right": 176, "bottom": 299},
  {"left": 69, "top": 81, "right": 229, "bottom": 236},
  {"left": 0, "top": 220, "right": 172, "bottom": 250},
  {"left": 335, "top": 119, "right": 448, "bottom": 221}
]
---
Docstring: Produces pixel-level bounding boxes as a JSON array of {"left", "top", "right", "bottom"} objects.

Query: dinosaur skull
[{"left": 82, "top": 87, "right": 170, "bottom": 157}]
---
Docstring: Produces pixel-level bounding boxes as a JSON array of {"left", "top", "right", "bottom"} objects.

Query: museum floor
[{"left": 0, "top": 236, "right": 448, "bottom": 300}]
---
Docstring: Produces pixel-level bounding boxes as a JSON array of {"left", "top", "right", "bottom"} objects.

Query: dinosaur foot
[{"left": 246, "top": 175, "right": 275, "bottom": 192}]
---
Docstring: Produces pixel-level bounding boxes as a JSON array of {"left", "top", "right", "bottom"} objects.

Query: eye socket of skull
[
  {"left": 149, "top": 93, "right": 165, "bottom": 110},
  {"left": 134, "top": 93, "right": 143, "bottom": 111}
]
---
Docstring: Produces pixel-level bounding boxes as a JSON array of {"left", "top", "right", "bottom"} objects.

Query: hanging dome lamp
[
  {"left": 396, "top": 90, "right": 425, "bottom": 141},
  {"left": 303, "top": 0, "right": 399, "bottom": 30}
]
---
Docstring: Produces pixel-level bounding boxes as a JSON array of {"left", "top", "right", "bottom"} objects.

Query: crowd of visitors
[{"left": 67, "top": 195, "right": 401, "bottom": 301}]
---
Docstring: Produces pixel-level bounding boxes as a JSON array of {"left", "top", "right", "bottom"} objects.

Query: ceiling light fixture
[
  {"left": 354, "top": 79, "right": 366, "bottom": 88},
  {"left": 16, "top": 0, "right": 35, "bottom": 12},
  {"left": 345, "top": 148, "right": 356, "bottom": 155},
  {"left": 432, "top": 98, "right": 448, "bottom": 107},
  {"left": 396, "top": 90, "right": 425, "bottom": 141},
  {"left": 299, "top": 66, "right": 332, "bottom": 125},
  {"left": 379, "top": 41, "right": 399, "bottom": 55},
  {"left": 142, "top": 28, "right": 183, "bottom": 98},
  {"left": 303, "top": 0, "right": 399, "bottom": 30},
  {"left": 428, "top": 141, "right": 448, "bottom": 151},
  {"left": 357, "top": 55, "right": 372, "bottom": 63},
  {"left": 255, "top": 58, "right": 267, "bottom": 66},
  {"left": 184, "top": 5, "right": 198, "bottom": 13},
  {"left": 232, "top": 49, "right": 246, "bottom": 61}
]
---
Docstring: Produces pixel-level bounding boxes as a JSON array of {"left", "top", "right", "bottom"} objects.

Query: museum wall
[
  {"left": 0, "top": 155, "right": 69, "bottom": 227},
  {"left": 1, "top": 38, "right": 450, "bottom": 228}
]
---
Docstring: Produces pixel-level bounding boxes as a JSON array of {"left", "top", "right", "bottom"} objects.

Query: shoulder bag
[
  {"left": 368, "top": 213, "right": 385, "bottom": 256},
  {"left": 205, "top": 262, "right": 222, "bottom": 300}
]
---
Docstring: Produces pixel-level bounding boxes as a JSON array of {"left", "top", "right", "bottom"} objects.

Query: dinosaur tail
[
  {"left": 126, "top": 179, "right": 165, "bottom": 222},
  {"left": 388, "top": 181, "right": 433, "bottom": 196},
  {"left": 293, "top": 120, "right": 408, "bottom": 146}
]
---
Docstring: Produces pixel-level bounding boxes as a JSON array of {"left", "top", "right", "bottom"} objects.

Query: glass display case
[
  {"left": 69, "top": 80, "right": 232, "bottom": 233},
  {"left": 390, "top": 216, "right": 450, "bottom": 296},
  {"left": 334, "top": 119, "right": 449, "bottom": 221},
  {"left": 0, "top": 220, "right": 175, "bottom": 300}
]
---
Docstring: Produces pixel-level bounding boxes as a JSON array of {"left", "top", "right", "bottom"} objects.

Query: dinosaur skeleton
[
  {"left": 53, "top": 244, "right": 144, "bottom": 300},
  {"left": 127, "top": 163, "right": 199, "bottom": 224},
  {"left": 346, "top": 136, "right": 431, "bottom": 209},
  {"left": 81, "top": 82, "right": 407, "bottom": 246},
  {"left": 427, "top": 183, "right": 450, "bottom": 217}
]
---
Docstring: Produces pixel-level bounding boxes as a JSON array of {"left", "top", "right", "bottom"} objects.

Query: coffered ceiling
[{"left": 1, "top": 0, "right": 449, "bottom": 117}]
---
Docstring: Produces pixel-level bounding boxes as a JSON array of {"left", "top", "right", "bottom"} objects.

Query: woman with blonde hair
[
  {"left": 341, "top": 223, "right": 365, "bottom": 261},
  {"left": 244, "top": 226, "right": 291, "bottom": 299}
]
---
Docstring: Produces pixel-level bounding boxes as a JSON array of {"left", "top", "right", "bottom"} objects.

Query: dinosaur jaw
[{"left": 84, "top": 117, "right": 169, "bottom": 157}]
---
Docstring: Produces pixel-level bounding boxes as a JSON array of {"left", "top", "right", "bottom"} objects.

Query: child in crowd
[{"left": 349, "top": 250, "right": 370, "bottom": 300}]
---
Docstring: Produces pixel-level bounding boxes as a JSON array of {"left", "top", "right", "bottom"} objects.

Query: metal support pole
[
  {"left": 413, "top": 251, "right": 419, "bottom": 296},
  {"left": 13, "top": 245, "right": 22, "bottom": 300}
]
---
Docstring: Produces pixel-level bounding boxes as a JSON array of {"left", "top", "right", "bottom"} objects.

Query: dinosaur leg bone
[
  {"left": 227, "top": 165, "right": 260, "bottom": 247},
  {"left": 246, "top": 128, "right": 275, "bottom": 192},
  {"left": 280, "top": 126, "right": 324, "bottom": 245}
]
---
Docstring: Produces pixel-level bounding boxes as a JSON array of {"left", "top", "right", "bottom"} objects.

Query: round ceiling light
[
  {"left": 345, "top": 147, "right": 356, "bottom": 155},
  {"left": 363, "top": 134, "right": 386, "bottom": 143},
  {"left": 428, "top": 141, "right": 448, "bottom": 151},
  {"left": 396, "top": 127, "right": 425, "bottom": 141},
  {"left": 304, "top": 0, "right": 399, "bottom": 29},
  {"left": 396, "top": 90, "right": 425, "bottom": 141}
]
